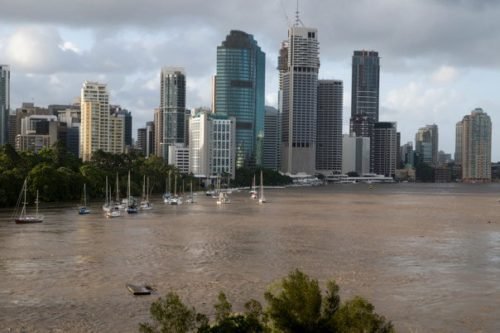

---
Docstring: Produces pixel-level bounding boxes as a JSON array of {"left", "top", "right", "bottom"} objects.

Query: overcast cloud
[{"left": 1, "top": 0, "right": 499, "bottom": 159}]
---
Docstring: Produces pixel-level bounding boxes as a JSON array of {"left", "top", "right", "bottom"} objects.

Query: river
[{"left": 0, "top": 183, "right": 499, "bottom": 332}]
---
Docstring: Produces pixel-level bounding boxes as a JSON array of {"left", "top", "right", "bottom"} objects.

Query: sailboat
[
  {"left": 126, "top": 171, "right": 138, "bottom": 214},
  {"left": 102, "top": 176, "right": 111, "bottom": 212},
  {"left": 258, "top": 170, "right": 266, "bottom": 204},
  {"left": 250, "top": 174, "right": 257, "bottom": 199},
  {"left": 78, "top": 183, "right": 91, "bottom": 215},
  {"left": 186, "top": 181, "right": 195, "bottom": 204},
  {"left": 104, "top": 176, "right": 121, "bottom": 218},
  {"left": 14, "top": 178, "right": 44, "bottom": 224},
  {"left": 115, "top": 173, "right": 126, "bottom": 210},
  {"left": 216, "top": 175, "right": 230, "bottom": 205},
  {"left": 163, "top": 171, "right": 172, "bottom": 203},
  {"left": 140, "top": 175, "right": 153, "bottom": 210},
  {"left": 167, "top": 174, "right": 182, "bottom": 205}
]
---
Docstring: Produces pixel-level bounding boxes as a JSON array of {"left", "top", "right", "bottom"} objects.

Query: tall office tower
[
  {"left": 263, "top": 106, "right": 281, "bottom": 171},
  {"left": 153, "top": 107, "right": 162, "bottom": 156},
  {"left": 111, "top": 106, "right": 132, "bottom": 147},
  {"left": 316, "top": 80, "right": 343, "bottom": 174},
  {"left": 454, "top": 121, "right": 463, "bottom": 165},
  {"left": 56, "top": 105, "right": 81, "bottom": 157},
  {"left": 350, "top": 50, "right": 380, "bottom": 171},
  {"left": 458, "top": 108, "right": 491, "bottom": 183},
  {"left": 373, "top": 122, "right": 397, "bottom": 177},
  {"left": 279, "top": 22, "right": 320, "bottom": 175},
  {"left": 160, "top": 67, "right": 186, "bottom": 161},
  {"left": 145, "top": 121, "right": 155, "bottom": 157},
  {"left": 189, "top": 112, "right": 236, "bottom": 179},
  {"left": 80, "top": 81, "right": 124, "bottom": 161},
  {"left": 400, "top": 142, "right": 414, "bottom": 167},
  {"left": 415, "top": 124, "right": 438, "bottom": 166},
  {"left": 0, "top": 65, "right": 10, "bottom": 145},
  {"left": 214, "top": 30, "right": 265, "bottom": 168},
  {"left": 351, "top": 50, "right": 380, "bottom": 122},
  {"left": 342, "top": 134, "right": 370, "bottom": 175},
  {"left": 8, "top": 114, "right": 16, "bottom": 146}
]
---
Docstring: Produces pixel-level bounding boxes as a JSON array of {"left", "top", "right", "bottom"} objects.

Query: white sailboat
[
  {"left": 186, "top": 181, "right": 195, "bottom": 204},
  {"left": 140, "top": 175, "right": 153, "bottom": 210},
  {"left": 126, "top": 171, "right": 138, "bottom": 214},
  {"left": 250, "top": 174, "right": 257, "bottom": 199},
  {"left": 216, "top": 175, "right": 230, "bottom": 205},
  {"left": 14, "top": 178, "right": 44, "bottom": 224},
  {"left": 167, "top": 174, "right": 182, "bottom": 205},
  {"left": 163, "top": 171, "right": 172, "bottom": 203},
  {"left": 258, "top": 170, "right": 266, "bottom": 204},
  {"left": 102, "top": 176, "right": 111, "bottom": 212},
  {"left": 115, "top": 173, "right": 126, "bottom": 210},
  {"left": 78, "top": 183, "right": 91, "bottom": 215}
]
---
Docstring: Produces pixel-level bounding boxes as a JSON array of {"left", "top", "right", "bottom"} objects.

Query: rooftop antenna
[
  {"left": 280, "top": 0, "right": 291, "bottom": 27},
  {"left": 294, "top": 0, "right": 304, "bottom": 27}
]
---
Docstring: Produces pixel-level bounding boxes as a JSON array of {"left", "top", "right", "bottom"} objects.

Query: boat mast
[
  {"left": 127, "top": 171, "right": 131, "bottom": 205},
  {"left": 174, "top": 174, "right": 177, "bottom": 196},
  {"left": 84, "top": 183, "right": 87, "bottom": 207},
  {"left": 21, "top": 179, "right": 27, "bottom": 218},
  {"left": 105, "top": 176, "right": 108, "bottom": 206},
  {"left": 35, "top": 190, "right": 39, "bottom": 217},
  {"left": 115, "top": 173, "right": 119, "bottom": 203}
]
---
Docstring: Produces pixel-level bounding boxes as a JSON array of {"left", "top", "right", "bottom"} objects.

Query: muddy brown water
[{"left": 1, "top": 183, "right": 499, "bottom": 332}]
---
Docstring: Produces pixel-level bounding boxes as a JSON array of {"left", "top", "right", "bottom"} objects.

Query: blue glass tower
[{"left": 214, "top": 30, "right": 265, "bottom": 168}]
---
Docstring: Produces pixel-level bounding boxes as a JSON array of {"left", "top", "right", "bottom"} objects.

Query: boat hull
[{"left": 15, "top": 217, "right": 43, "bottom": 224}]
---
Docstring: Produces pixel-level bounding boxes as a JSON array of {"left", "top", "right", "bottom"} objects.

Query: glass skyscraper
[
  {"left": 214, "top": 30, "right": 265, "bottom": 168},
  {"left": 351, "top": 50, "right": 380, "bottom": 123},
  {"left": 350, "top": 50, "right": 380, "bottom": 172},
  {"left": 160, "top": 67, "right": 186, "bottom": 162}
]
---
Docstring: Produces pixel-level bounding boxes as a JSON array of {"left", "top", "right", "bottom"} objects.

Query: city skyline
[{"left": 0, "top": 1, "right": 498, "bottom": 159}]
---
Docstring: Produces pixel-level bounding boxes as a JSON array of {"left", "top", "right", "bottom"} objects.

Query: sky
[{"left": 0, "top": 0, "right": 499, "bottom": 160}]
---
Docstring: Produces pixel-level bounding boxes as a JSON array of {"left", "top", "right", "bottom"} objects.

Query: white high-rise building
[
  {"left": 80, "top": 81, "right": 124, "bottom": 161},
  {"left": 458, "top": 108, "right": 492, "bottom": 183},
  {"left": 278, "top": 22, "right": 320, "bottom": 175},
  {"left": 189, "top": 112, "right": 236, "bottom": 179},
  {"left": 342, "top": 134, "right": 370, "bottom": 175},
  {"left": 0, "top": 65, "right": 9, "bottom": 145}
]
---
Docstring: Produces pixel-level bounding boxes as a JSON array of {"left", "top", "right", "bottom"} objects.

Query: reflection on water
[{"left": 0, "top": 183, "right": 499, "bottom": 332}]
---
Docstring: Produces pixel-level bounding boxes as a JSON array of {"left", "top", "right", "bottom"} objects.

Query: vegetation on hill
[
  {"left": 0, "top": 144, "right": 292, "bottom": 207},
  {"left": 139, "top": 270, "right": 394, "bottom": 333}
]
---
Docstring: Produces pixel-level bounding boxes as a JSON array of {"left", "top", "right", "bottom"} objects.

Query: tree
[
  {"left": 140, "top": 270, "right": 394, "bottom": 333},
  {"left": 139, "top": 292, "right": 208, "bottom": 333},
  {"left": 264, "top": 269, "right": 393, "bottom": 333},
  {"left": 333, "top": 297, "right": 394, "bottom": 333},
  {"left": 264, "top": 269, "right": 326, "bottom": 332}
]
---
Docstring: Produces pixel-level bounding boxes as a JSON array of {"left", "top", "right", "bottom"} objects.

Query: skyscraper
[
  {"left": 0, "top": 65, "right": 10, "bottom": 145},
  {"left": 263, "top": 106, "right": 281, "bottom": 171},
  {"left": 316, "top": 80, "right": 343, "bottom": 174},
  {"left": 279, "top": 23, "right": 320, "bottom": 174},
  {"left": 373, "top": 122, "right": 397, "bottom": 177},
  {"left": 214, "top": 30, "right": 265, "bottom": 168},
  {"left": 351, "top": 50, "right": 380, "bottom": 123},
  {"left": 80, "top": 81, "right": 124, "bottom": 161},
  {"left": 189, "top": 112, "right": 236, "bottom": 179},
  {"left": 350, "top": 51, "right": 380, "bottom": 171},
  {"left": 159, "top": 67, "right": 186, "bottom": 161},
  {"left": 454, "top": 121, "right": 463, "bottom": 165},
  {"left": 458, "top": 108, "right": 491, "bottom": 183},
  {"left": 415, "top": 124, "right": 438, "bottom": 166},
  {"left": 111, "top": 106, "right": 133, "bottom": 148}
]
